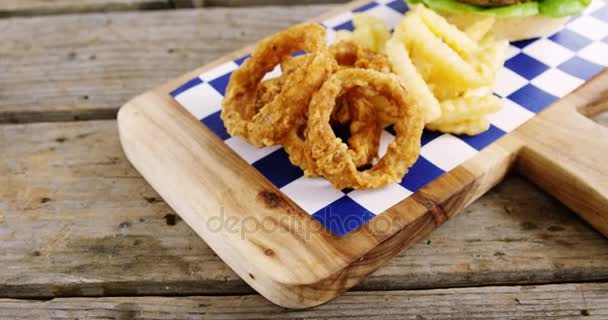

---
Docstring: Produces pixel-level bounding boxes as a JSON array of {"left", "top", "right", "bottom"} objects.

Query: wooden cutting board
[{"left": 117, "top": 0, "right": 608, "bottom": 308}]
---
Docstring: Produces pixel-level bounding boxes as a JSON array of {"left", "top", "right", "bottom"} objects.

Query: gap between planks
[
  {"left": 0, "top": 282, "right": 606, "bottom": 319},
  {"left": 1, "top": 4, "right": 606, "bottom": 126},
  {"left": 0, "top": 0, "right": 171, "bottom": 17},
  {"left": 0, "top": 5, "right": 334, "bottom": 123},
  {"left": 0, "top": 0, "right": 346, "bottom": 17},
  {"left": 1, "top": 119, "right": 608, "bottom": 298}
]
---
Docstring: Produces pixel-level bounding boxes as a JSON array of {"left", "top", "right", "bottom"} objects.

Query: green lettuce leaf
[
  {"left": 483, "top": 2, "right": 539, "bottom": 16},
  {"left": 408, "top": 0, "right": 590, "bottom": 17},
  {"left": 419, "top": 0, "right": 483, "bottom": 13},
  {"left": 539, "top": 0, "right": 591, "bottom": 17}
]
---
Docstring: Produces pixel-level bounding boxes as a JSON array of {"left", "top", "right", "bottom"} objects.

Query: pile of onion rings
[{"left": 221, "top": 23, "right": 424, "bottom": 189}]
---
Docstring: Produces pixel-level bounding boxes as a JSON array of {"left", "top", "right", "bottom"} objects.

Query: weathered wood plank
[
  {"left": 201, "top": 0, "right": 350, "bottom": 7},
  {"left": 0, "top": 5, "right": 334, "bottom": 123},
  {"left": 173, "top": 0, "right": 349, "bottom": 7},
  {"left": 0, "top": 0, "right": 347, "bottom": 16},
  {"left": 2, "top": 5, "right": 602, "bottom": 123},
  {"left": 1, "top": 283, "right": 607, "bottom": 319},
  {"left": 593, "top": 111, "right": 607, "bottom": 126},
  {"left": 2, "top": 120, "right": 607, "bottom": 298},
  {"left": 0, "top": 0, "right": 170, "bottom": 17}
]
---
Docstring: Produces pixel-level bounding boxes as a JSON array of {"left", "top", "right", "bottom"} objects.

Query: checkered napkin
[{"left": 170, "top": 0, "right": 608, "bottom": 236}]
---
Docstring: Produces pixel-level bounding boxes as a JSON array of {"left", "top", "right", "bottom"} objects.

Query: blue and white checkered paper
[{"left": 170, "top": 0, "right": 608, "bottom": 236}]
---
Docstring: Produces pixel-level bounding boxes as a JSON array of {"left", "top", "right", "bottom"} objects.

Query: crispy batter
[
  {"left": 221, "top": 25, "right": 425, "bottom": 189},
  {"left": 281, "top": 40, "right": 392, "bottom": 125},
  {"left": 254, "top": 56, "right": 308, "bottom": 111},
  {"left": 329, "top": 41, "right": 394, "bottom": 127},
  {"left": 279, "top": 41, "right": 391, "bottom": 176},
  {"left": 307, "top": 69, "right": 424, "bottom": 189},
  {"left": 283, "top": 89, "right": 382, "bottom": 177},
  {"left": 281, "top": 40, "right": 391, "bottom": 74},
  {"left": 344, "top": 93, "right": 382, "bottom": 167},
  {"left": 221, "top": 23, "right": 336, "bottom": 147},
  {"left": 255, "top": 78, "right": 282, "bottom": 112},
  {"left": 330, "top": 40, "right": 391, "bottom": 73},
  {"left": 280, "top": 55, "right": 307, "bottom": 75}
]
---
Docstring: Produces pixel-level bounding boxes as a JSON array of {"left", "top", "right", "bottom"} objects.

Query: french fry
[
  {"left": 349, "top": 5, "right": 506, "bottom": 135},
  {"left": 351, "top": 13, "right": 391, "bottom": 52},
  {"left": 334, "top": 30, "right": 353, "bottom": 43},
  {"left": 414, "top": 4, "right": 479, "bottom": 60},
  {"left": 392, "top": 13, "right": 409, "bottom": 43},
  {"left": 352, "top": 26, "right": 376, "bottom": 49},
  {"left": 489, "top": 40, "right": 509, "bottom": 73},
  {"left": 385, "top": 37, "right": 442, "bottom": 123},
  {"left": 464, "top": 16, "right": 495, "bottom": 42},
  {"left": 425, "top": 73, "right": 480, "bottom": 101},
  {"left": 430, "top": 94, "right": 501, "bottom": 124},
  {"left": 398, "top": 13, "right": 484, "bottom": 91},
  {"left": 426, "top": 116, "right": 491, "bottom": 135},
  {"left": 475, "top": 38, "right": 509, "bottom": 83},
  {"left": 463, "top": 86, "right": 494, "bottom": 98}
]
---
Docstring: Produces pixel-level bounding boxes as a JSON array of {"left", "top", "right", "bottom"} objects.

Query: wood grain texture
[
  {"left": 116, "top": 69, "right": 606, "bottom": 307},
  {"left": 515, "top": 71, "right": 608, "bottom": 237},
  {"left": 203, "top": 0, "right": 349, "bottom": 6},
  {"left": 594, "top": 111, "right": 608, "bottom": 126},
  {"left": 115, "top": 1, "right": 608, "bottom": 302},
  {"left": 118, "top": 66, "right": 504, "bottom": 306},
  {"left": 2, "top": 120, "right": 608, "bottom": 299},
  {"left": 3, "top": 0, "right": 607, "bottom": 309},
  {"left": 0, "top": 5, "right": 333, "bottom": 123},
  {"left": 0, "top": 283, "right": 607, "bottom": 319},
  {"left": 0, "top": 0, "right": 170, "bottom": 17},
  {"left": 0, "top": 0, "right": 347, "bottom": 16}
]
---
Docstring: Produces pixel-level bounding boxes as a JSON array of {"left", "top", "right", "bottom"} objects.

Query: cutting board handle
[{"left": 516, "top": 69, "right": 608, "bottom": 237}]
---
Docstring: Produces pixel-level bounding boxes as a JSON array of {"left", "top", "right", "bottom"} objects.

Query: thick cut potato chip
[{"left": 385, "top": 37, "right": 442, "bottom": 123}]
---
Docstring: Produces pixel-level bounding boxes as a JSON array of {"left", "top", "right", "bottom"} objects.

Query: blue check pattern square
[{"left": 170, "top": 0, "right": 608, "bottom": 236}]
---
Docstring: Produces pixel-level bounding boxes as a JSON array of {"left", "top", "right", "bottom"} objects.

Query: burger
[{"left": 407, "top": 0, "right": 592, "bottom": 41}]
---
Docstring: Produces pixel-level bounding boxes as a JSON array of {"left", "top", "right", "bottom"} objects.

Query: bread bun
[{"left": 440, "top": 12, "right": 568, "bottom": 41}]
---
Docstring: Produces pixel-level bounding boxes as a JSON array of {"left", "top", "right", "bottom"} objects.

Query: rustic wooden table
[{"left": 1, "top": 1, "right": 608, "bottom": 318}]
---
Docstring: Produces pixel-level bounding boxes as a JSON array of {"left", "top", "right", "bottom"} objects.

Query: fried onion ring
[
  {"left": 279, "top": 40, "right": 392, "bottom": 126},
  {"left": 307, "top": 69, "right": 424, "bottom": 189},
  {"left": 345, "top": 95, "right": 382, "bottom": 167},
  {"left": 329, "top": 41, "right": 394, "bottom": 126},
  {"left": 255, "top": 78, "right": 282, "bottom": 112},
  {"left": 282, "top": 89, "right": 382, "bottom": 177},
  {"left": 221, "top": 23, "right": 336, "bottom": 147},
  {"left": 329, "top": 40, "right": 391, "bottom": 73},
  {"left": 275, "top": 41, "right": 391, "bottom": 176},
  {"left": 280, "top": 40, "right": 391, "bottom": 78}
]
